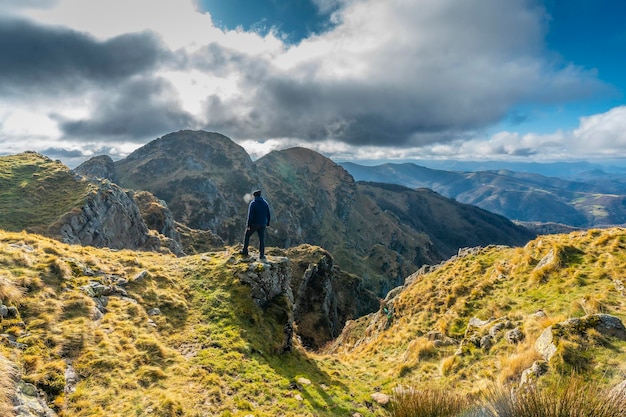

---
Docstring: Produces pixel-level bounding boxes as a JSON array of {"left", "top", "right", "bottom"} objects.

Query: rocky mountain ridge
[
  {"left": 1, "top": 152, "right": 377, "bottom": 352},
  {"left": 76, "top": 130, "right": 534, "bottom": 296}
]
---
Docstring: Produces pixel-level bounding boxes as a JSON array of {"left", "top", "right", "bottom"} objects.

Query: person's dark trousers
[{"left": 242, "top": 224, "right": 266, "bottom": 257}]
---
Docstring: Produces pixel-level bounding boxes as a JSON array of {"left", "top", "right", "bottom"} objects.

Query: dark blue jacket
[{"left": 247, "top": 197, "right": 271, "bottom": 227}]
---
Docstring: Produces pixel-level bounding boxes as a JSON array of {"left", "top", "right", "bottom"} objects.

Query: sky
[{"left": 0, "top": 0, "right": 625, "bottom": 168}]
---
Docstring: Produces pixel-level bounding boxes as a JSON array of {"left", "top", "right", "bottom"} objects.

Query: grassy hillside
[
  {"left": 2, "top": 228, "right": 626, "bottom": 416},
  {"left": 0, "top": 230, "right": 382, "bottom": 417},
  {"left": 327, "top": 228, "right": 626, "bottom": 396},
  {"left": 0, "top": 152, "right": 92, "bottom": 234}
]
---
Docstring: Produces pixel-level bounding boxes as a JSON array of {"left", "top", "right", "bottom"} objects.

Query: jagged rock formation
[
  {"left": 0, "top": 153, "right": 182, "bottom": 255},
  {"left": 535, "top": 313, "right": 626, "bottom": 361},
  {"left": 284, "top": 245, "right": 380, "bottom": 350},
  {"left": 235, "top": 256, "right": 294, "bottom": 352},
  {"left": 51, "top": 180, "right": 154, "bottom": 250},
  {"left": 235, "top": 245, "right": 380, "bottom": 351}
]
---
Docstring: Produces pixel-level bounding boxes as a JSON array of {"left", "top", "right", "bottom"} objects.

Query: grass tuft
[
  {"left": 389, "top": 386, "right": 473, "bottom": 417},
  {"left": 479, "top": 378, "right": 626, "bottom": 417}
]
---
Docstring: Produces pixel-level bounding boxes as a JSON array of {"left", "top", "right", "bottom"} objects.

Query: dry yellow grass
[
  {"left": 327, "top": 228, "right": 626, "bottom": 397},
  {"left": 3, "top": 228, "right": 626, "bottom": 416}
]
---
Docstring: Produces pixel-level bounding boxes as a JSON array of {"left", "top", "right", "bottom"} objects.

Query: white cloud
[
  {"left": 572, "top": 106, "right": 626, "bottom": 154},
  {"left": 0, "top": 0, "right": 621, "bottom": 167}
]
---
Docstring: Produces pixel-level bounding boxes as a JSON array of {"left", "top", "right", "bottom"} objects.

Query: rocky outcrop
[
  {"left": 535, "top": 313, "right": 626, "bottom": 361},
  {"left": 285, "top": 245, "right": 380, "bottom": 350},
  {"left": 52, "top": 180, "right": 157, "bottom": 251},
  {"left": 76, "top": 157, "right": 189, "bottom": 255},
  {"left": 236, "top": 257, "right": 293, "bottom": 309},
  {"left": 132, "top": 191, "right": 186, "bottom": 256},
  {"left": 134, "top": 191, "right": 179, "bottom": 242},
  {"left": 234, "top": 246, "right": 380, "bottom": 351},
  {"left": 14, "top": 380, "right": 58, "bottom": 417},
  {"left": 235, "top": 256, "right": 294, "bottom": 352}
]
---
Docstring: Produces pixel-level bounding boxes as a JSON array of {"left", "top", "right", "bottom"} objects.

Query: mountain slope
[
  {"left": 0, "top": 230, "right": 384, "bottom": 417},
  {"left": 86, "top": 132, "right": 534, "bottom": 297},
  {"left": 357, "top": 182, "right": 536, "bottom": 257},
  {"left": 341, "top": 162, "right": 626, "bottom": 228},
  {"left": 327, "top": 227, "right": 626, "bottom": 395},
  {"left": 0, "top": 152, "right": 176, "bottom": 253},
  {"left": 114, "top": 130, "right": 260, "bottom": 243},
  {"left": 256, "top": 147, "right": 534, "bottom": 295},
  {"left": 0, "top": 152, "right": 92, "bottom": 234}
]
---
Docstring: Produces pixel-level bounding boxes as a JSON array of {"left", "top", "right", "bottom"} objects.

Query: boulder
[{"left": 535, "top": 314, "right": 626, "bottom": 361}]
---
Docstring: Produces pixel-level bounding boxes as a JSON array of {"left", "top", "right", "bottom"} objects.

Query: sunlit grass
[
  {"left": 2, "top": 227, "right": 626, "bottom": 416},
  {"left": 0, "top": 230, "right": 382, "bottom": 416}
]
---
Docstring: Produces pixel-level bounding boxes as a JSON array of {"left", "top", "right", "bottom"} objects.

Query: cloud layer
[{"left": 0, "top": 0, "right": 621, "bottom": 165}]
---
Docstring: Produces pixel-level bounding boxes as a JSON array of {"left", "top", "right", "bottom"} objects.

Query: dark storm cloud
[
  {"left": 0, "top": 17, "right": 169, "bottom": 95},
  {"left": 199, "top": 69, "right": 510, "bottom": 146},
  {"left": 58, "top": 77, "right": 195, "bottom": 140},
  {"left": 39, "top": 147, "right": 85, "bottom": 158},
  {"left": 193, "top": 0, "right": 607, "bottom": 148}
]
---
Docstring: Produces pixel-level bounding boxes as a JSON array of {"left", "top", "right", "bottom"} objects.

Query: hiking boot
[{"left": 239, "top": 250, "right": 249, "bottom": 256}]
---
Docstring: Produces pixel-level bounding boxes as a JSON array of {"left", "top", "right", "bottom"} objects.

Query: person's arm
[{"left": 266, "top": 202, "right": 271, "bottom": 226}]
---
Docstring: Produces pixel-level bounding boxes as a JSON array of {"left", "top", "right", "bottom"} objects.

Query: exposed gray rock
[
  {"left": 489, "top": 320, "right": 512, "bottom": 338},
  {"left": 534, "top": 249, "right": 555, "bottom": 271},
  {"left": 531, "top": 309, "right": 548, "bottom": 319},
  {"left": 535, "top": 326, "right": 558, "bottom": 361},
  {"left": 64, "top": 364, "right": 78, "bottom": 395},
  {"left": 519, "top": 361, "right": 548, "bottom": 388},
  {"left": 505, "top": 328, "right": 525, "bottom": 344},
  {"left": 287, "top": 246, "right": 380, "bottom": 350},
  {"left": 371, "top": 392, "right": 390, "bottom": 406},
  {"left": 236, "top": 256, "right": 294, "bottom": 352},
  {"left": 237, "top": 258, "right": 293, "bottom": 308},
  {"left": 133, "top": 270, "right": 150, "bottom": 282},
  {"left": 535, "top": 314, "right": 626, "bottom": 361},
  {"left": 133, "top": 191, "right": 185, "bottom": 256},
  {"left": 14, "top": 380, "right": 58, "bottom": 417},
  {"left": 594, "top": 313, "right": 626, "bottom": 339},
  {"left": 57, "top": 181, "right": 153, "bottom": 251},
  {"left": 480, "top": 335, "right": 494, "bottom": 351},
  {"left": 148, "top": 308, "right": 161, "bottom": 316}
]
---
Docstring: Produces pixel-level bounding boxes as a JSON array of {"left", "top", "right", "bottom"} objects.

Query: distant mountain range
[{"left": 341, "top": 161, "right": 626, "bottom": 230}]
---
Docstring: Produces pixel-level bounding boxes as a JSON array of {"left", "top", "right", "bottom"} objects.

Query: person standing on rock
[{"left": 240, "top": 189, "right": 271, "bottom": 260}]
